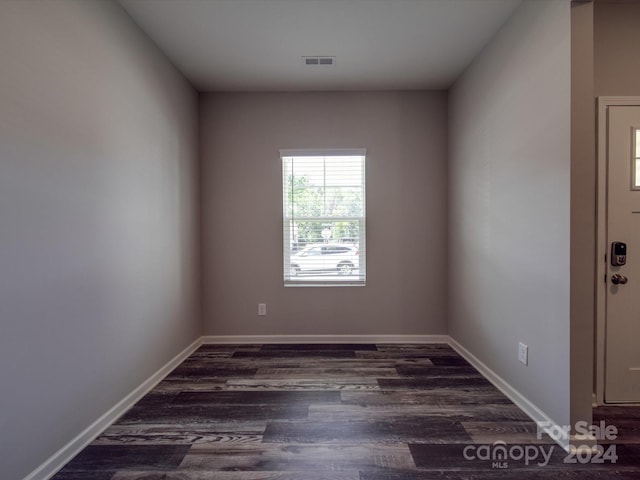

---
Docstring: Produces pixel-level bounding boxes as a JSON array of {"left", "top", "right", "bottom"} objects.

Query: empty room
[{"left": 2, "top": 0, "right": 640, "bottom": 479}]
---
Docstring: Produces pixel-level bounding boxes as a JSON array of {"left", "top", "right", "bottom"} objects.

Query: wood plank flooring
[{"left": 52, "top": 344, "right": 640, "bottom": 479}]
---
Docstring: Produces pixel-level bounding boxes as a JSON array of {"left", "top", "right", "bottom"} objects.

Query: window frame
[{"left": 281, "top": 148, "right": 366, "bottom": 287}]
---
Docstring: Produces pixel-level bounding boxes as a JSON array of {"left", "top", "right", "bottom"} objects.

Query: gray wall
[
  {"left": 570, "top": 0, "right": 595, "bottom": 429},
  {"left": 0, "top": 2, "right": 201, "bottom": 479},
  {"left": 595, "top": 0, "right": 640, "bottom": 96},
  {"left": 201, "top": 92, "right": 447, "bottom": 336},
  {"left": 448, "top": 0, "right": 571, "bottom": 427}
]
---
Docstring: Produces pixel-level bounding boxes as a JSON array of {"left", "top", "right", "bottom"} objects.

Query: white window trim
[{"left": 280, "top": 148, "right": 367, "bottom": 157}]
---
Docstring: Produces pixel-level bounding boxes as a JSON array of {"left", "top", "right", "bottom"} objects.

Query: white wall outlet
[
  {"left": 518, "top": 342, "right": 528, "bottom": 365},
  {"left": 258, "top": 303, "right": 267, "bottom": 316}
]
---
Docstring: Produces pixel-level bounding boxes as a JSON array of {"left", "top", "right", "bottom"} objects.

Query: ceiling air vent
[{"left": 303, "top": 56, "right": 335, "bottom": 66}]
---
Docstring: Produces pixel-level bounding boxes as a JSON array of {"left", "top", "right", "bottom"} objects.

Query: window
[{"left": 282, "top": 149, "right": 366, "bottom": 286}]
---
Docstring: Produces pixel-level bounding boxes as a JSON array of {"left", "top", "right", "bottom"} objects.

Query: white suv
[{"left": 290, "top": 244, "right": 359, "bottom": 276}]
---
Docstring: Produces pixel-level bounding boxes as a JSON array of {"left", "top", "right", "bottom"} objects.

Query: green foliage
[{"left": 286, "top": 174, "right": 362, "bottom": 246}]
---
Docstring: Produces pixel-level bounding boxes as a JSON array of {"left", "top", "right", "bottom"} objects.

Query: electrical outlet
[
  {"left": 258, "top": 303, "right": 267, "bottom": 316},
  {"left": 518, "top": 342, "right": 528, "bottom": 365}
]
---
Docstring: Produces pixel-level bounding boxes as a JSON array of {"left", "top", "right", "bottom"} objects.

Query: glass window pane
[
  {"left": 283, "top": 152, "right": 365, "bottom": 286},
  {"left": 324, "top": 187, "right": 363, "bottom": 217},
  {"left": 325, "top": 156, "right": 364, "bottom": 186}
]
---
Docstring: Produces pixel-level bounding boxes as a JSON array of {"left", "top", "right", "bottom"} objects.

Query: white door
[{"left": 605, "top": 105, "right": 640, "bottom": 403}]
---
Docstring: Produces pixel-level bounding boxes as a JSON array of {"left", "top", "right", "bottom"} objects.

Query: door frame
[{"left": 595, "top": 96, "right": 640, "bottom": 405}]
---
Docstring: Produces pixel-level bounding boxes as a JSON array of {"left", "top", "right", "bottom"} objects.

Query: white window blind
[{"left": 282, "top": 149, "right": 366, "bottom": 286}]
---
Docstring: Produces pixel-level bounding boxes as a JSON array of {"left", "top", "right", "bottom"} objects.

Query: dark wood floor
[{"left": 52, "top": 344, "right": 640, "bottom": 479}]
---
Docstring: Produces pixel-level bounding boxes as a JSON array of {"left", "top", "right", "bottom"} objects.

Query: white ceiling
[{"left": 118, "top": 0, "right": 523, "bottom": 92}]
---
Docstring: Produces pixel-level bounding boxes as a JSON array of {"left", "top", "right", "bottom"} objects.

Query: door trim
[{"left": 595, "top": 96, "right": 640, "bottom": 405}]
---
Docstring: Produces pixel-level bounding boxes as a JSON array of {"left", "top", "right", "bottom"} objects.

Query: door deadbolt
[
  {"left": 611, "top": 242, "right": 627, "bottom": 266},
  {"left": 611, "top": 274, "right": 629, "bottom": 285}
]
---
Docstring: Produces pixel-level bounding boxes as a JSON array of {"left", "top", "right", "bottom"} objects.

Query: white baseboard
[
  {"left": 201, "top": 334, "right": 450, "bottom": 344},
  {"left": 448, "top": 337, "right": 570, "bottom": 452},
  {"left": 24, "top": 337, "right": 203, "bottom": 480}
]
